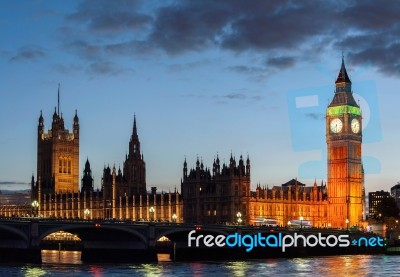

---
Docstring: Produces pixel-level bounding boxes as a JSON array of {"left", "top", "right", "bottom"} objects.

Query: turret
[
  {"left": 73, "top": 109, "right": 79, "bottom": 138},
  {"left": 216, "top": 154, "right": 220, "bottom": 174},
  {"left": 183, "top": 157, "right": 188, "bottom": 178},
  {"left": 246, "top": 155, "right": 250, "bottom": 176},
  {"left": 38, "top": 110, "right": 44, "bottom": 136},
  {"left": 128, "top": 114, "right": 140, "bottom": 158},
  {"left": 81, "top": 158, "right": 94, "bottom": 194}
]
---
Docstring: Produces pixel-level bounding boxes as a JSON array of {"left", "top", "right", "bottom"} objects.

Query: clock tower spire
[{"left": 326, "top": 56, "right": 363, "bottom": 229}]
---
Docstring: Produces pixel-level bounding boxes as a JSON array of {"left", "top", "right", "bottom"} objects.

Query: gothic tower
[
  {"left": 81, "top": 158, "right": 94, "bottom": 194},
  {"left": 37, "top": 86, "right": 79, "bottom": 196},
  {"left": 327, "top": 56, "right": 363, "bottom": 228},
  {"left": 122, "top": 115, "right": 146, "bottom": 194}
]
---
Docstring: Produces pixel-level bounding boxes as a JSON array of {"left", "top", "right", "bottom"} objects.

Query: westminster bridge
[{"left": 0, "top": 218, "right": 384, "bottom": 263}]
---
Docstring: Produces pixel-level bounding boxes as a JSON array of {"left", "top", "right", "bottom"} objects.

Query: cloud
[
  {"left": 223, "top": 93, "right": 246, "bottom": 100},
  {"left": 306, "top": 113, "right": 325, "bottom": 120},
  {"left": 267, "top": 56, "right": 296, "bottom": 69},
  {"left": 168, "top": 59, "right": 212, "bottom": 72},
  {"left": 0, "top": 181, "right": 29, "bottom": 185},
  {"left": 53, "top": 64, "right": 83, "bottom": 74},
  {"left": 9, "top": 46, "right": 46, "bottom": 62},
  {"left": 67, "top": 0, "right": 152, "bottom": 34},
  {"left": 0, "top": 50, "right": 10, "bottom": 57},
  {"left": 227, "top": 65, "right": 265, "bottom": 74},
  {"left": 221, "top": 92, "right": 263, "bottom": 101},
  {"left": 88, "top": 61, "right": 134, "bottom": 76},
  {"left": 59, "top": 0, "right": 400, "bottom": 77}
]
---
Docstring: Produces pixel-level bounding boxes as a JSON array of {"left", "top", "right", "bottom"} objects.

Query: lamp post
[
  {"left": 31, "top": 200, "right": 39, "bottom": 217},
  {"left": 149, "top": 206, "right": 155, "bottom": 221},
  {"left": 288, "top": 221, "right": 291, "bottom": 228},
  {"left": 172, "top": 213, "right": 177, "bottom": 223},
  {"left": 236, "top": 212, "right": 242, "bottom": 225},
  {"left": 396, "top": 220, "right": 399, "bottom": 229},
  {"left": 300, "top": 216, "right": 304, "bottom": 229},
  {"left": 327, "top": 223, "right": 331, "bottom": 229},
  {"left": 84, "top": 208, "right": 90, "bottom": 220},
  {"left": 346, "top": 218, "right": 349, "bottom": 230}
]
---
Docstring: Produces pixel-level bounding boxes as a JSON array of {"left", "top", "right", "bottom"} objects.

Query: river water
[{"left": 0, "top": 251, "right": 398, "bottom": 276}]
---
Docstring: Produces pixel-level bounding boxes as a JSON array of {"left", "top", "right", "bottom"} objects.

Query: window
[
  {"left": 68, "top": 160, "right": 71, "bottom": 174},
  {"left": 59, "top": 160, "right": 62, "bottom": 173}
]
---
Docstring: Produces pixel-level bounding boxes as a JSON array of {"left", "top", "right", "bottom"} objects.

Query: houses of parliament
[{"left": 2, "top": 58, "right": 365, "bottom": 229}]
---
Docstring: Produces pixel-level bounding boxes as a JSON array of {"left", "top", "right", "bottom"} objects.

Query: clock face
[
  {"left": 351, "top": 118, "right": 360, "bottom": 133},
  {"left": 330, "top": 118, "right": 343, "bottom": 133}
]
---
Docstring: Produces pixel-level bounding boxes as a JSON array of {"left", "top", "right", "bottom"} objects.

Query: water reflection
[
  {"left": 21, "top": 267, "right": 47, "bottom": 277},
  {"left": 41, "top": 250, "right": 82, "bottom": 265},
  {"left": 1, "top": 254, "right": 395, "bottom": 276},
  {"left": 225, "top": 261, "right": 249, "bottom": 277}
]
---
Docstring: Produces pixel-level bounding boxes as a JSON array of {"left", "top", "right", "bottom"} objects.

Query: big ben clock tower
[{"left": 327, "top": 56, "right": 363, "bottom": 228}]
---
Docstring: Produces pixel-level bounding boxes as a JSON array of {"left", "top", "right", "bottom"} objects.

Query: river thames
[{"left": 0, "top": 251, "right": 398, "bottom": 276}]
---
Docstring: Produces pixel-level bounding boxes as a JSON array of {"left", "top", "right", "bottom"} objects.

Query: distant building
[
  {"left": 391, "top": 183, "right": 400, "bottom": 210},
  {"left": 0, "top": 190, "right": 31, "bottom": 217},
  {"left": 368, "top": 190, "right": 391, "bottom": 218}
]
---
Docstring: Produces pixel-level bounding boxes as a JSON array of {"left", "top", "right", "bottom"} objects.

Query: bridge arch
[
  {"left": 0, "top": 224, "right": 29, "bottom": 244},
  {"left": 39, "top": 224, "right": 148, "bottom": 245}
]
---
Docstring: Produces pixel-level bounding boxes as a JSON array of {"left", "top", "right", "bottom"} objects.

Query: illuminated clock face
[
  {"left": 330, "top": 118, "right": 343, "bottom": 133},
  {"left": 351, "top": 118, "right": 360, "bottom": 133}
]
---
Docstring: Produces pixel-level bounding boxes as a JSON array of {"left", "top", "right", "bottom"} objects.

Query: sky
[{"left": 0, "top": 0, "right": 399, "bottom": 193}]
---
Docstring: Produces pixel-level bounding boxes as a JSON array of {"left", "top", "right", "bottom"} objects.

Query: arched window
[
  {"left": 63, "top": 159, "right": 67, "bottom": 173},
  {"left": 59, "top": 159, "right": 62, "bottom": 173},
  {"left": 68, "top": 159, "right": 71, "bottom": 174}
]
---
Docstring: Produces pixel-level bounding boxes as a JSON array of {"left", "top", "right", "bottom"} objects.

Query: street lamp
[
  {"left": 32, "top": 200, "right": 39, "bottom": 217},
  {"left": 346, "top": 218, "right": 349, "bottom": 230},
  {"left": 396, "top": 220, "right": 399, "bottom": 229},
  {"left": 327, "top": 223, "right": 331, "bottom": 228},
  {"left": 288, "top": 221, "right": 291, "bottom": 228},
  {"left": 172, "top": 213, "right": 177, "bottom": 223},
  {"left": 84, "top": 208, "right": 90, "bottom": 220},
  {"left": 300, "top": 216, "right": 304, "bottom": 229},
  {"left": 236, "top": 212, "right": 242, "bottom": 225},
  {"left": 149, "top": 206, "right": 155, "bottom": 221}
]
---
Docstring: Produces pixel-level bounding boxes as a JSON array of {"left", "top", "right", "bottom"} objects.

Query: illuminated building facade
[
  {"left": 181, "top": 157, "right": 328, "bottom": 226},
  {"left": 181, "top": 155, "right": 251, "bottom": 224},
  {"left": 32, "top": 87, "right": 80, "bottom": 198},
  {"left": 326, "top": 56, "right": 364, "bottom": 228}
]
